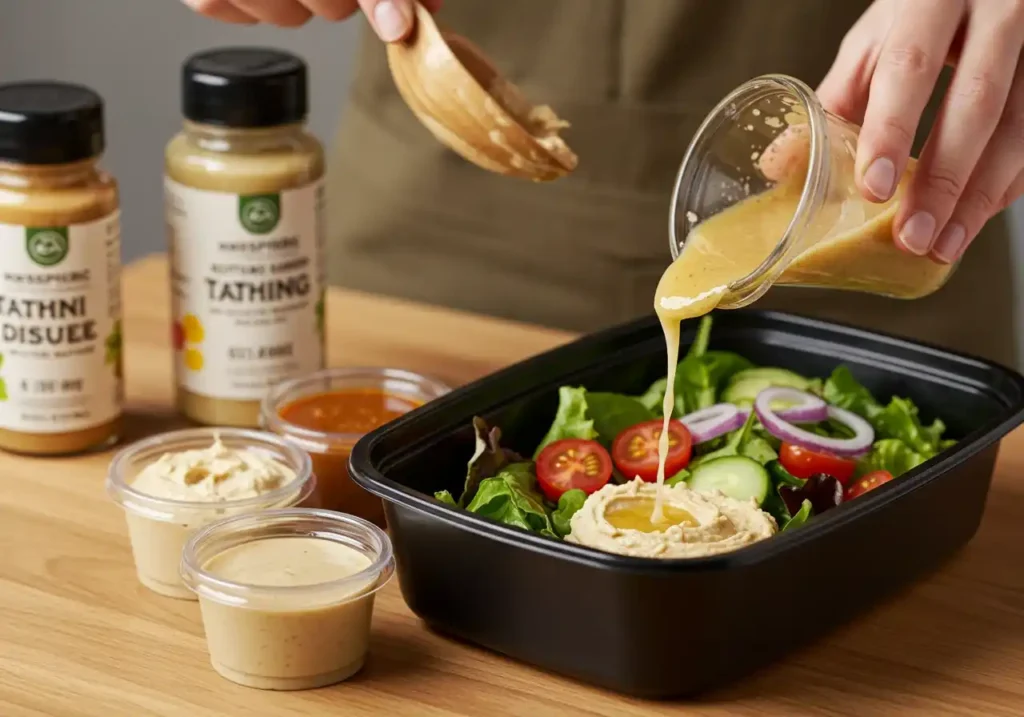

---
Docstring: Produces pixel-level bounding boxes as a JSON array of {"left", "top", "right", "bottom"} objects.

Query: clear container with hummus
[
  {"left": 180, "top": 508, "right": 395, "bottom": 690},
  {"left": 105, "top": 427, "right": 315, "bottom": 599},
  {"left": 0, "top": 82, "right": 123, "bottom": 456},
  {"left": 665, "top": 73, "right": 955, "bottom": 311},
  {"left": 165, "top": 47, "right": 326, "bottom": 428},
  {"left": 261, "top": 367, "right": 451, "bottom": 525}
]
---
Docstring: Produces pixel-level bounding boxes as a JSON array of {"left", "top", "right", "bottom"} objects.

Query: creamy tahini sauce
[
  {"left": 650, "top": 147, "right": 948, "bottom": 522},
  {"left": 204, "top": 536, "right": 371, "bottom": 589}
]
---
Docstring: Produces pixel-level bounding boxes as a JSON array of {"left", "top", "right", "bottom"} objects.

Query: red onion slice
[
  {"left": 767, "top": 390, "right": 829, "bottom": 424},
  {"left": 754, "top": 387, "right": 874, "bottom": 456},
  {"left": 680, "top": 403, "right": 746, "bottom": 443}
]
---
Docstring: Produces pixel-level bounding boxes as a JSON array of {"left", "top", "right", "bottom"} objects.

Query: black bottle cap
[
  {"left": 0, "top": 82, "right": 105, "bottom": 165},
  {"left": 183, "top": 47, "right": 309, "bottom": 128}
]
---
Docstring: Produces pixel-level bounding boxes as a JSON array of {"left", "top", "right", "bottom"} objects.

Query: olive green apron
[{"left": 327, "top": 0, "right": 1017, "bottom": 367}]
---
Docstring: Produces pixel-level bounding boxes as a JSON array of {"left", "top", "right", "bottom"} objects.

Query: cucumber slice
[
  {"left": 687, "top": 455, "right": 770, "bottom": 506},
  {"left": 721, "top": 368, "right": 813, "bottom": 406}
]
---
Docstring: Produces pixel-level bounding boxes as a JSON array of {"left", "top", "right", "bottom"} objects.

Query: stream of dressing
[{"left": 648, "top": 157, "right": 932, "bottom": 522}]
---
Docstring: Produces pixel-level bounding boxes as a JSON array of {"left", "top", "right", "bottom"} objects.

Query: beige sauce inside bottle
[
  {"left": 0, "top": 80, "right": 122, "bottom": 456},
  {"left": 0, "top": 162, "right": 121, "bottom": 454},
  {"left": 165, "top": 122, "right": 325, "bottom": 427}
]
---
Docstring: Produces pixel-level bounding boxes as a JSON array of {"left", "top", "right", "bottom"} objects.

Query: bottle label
[
  {"left": 0, "top": 213, "right": 123, "bottom": 433},
  {"left": 166, "top": 178, "right": 326, "bottom": 402}
]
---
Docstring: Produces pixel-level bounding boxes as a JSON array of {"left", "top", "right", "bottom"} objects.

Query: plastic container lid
[
  {"left": 182, "top": 47, "right": 308, "bottom": 129},
  {"left": 0, "top": 81, "right": 105, "bottom": 165}
]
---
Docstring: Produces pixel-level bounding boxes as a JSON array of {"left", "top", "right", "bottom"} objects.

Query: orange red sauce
[
  {"left": 278, "top": 388, "right": 422, "bottom": 435},
  {"left": 276, "top": 388, "right": 423, "bottom": 525}
]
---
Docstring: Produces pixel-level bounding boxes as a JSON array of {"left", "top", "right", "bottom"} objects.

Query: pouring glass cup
[{"left": 668, "top": 74, "right": 957, "bottom": 309}]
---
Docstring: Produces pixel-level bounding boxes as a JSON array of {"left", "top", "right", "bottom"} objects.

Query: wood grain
[{"left": 1, "top": 254, "right": 1023, "bottom": 716}]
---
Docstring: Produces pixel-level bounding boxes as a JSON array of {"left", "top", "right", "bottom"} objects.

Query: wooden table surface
[{"left": 2, "top": 254, "right": 1024, "bottom": 716}]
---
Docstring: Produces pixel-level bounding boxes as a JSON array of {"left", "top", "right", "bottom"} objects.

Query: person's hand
[
  {"left": 818, "top": 0, "right": 1024, "bottom": 264},
  {"left": 183, "top": 0, "right": 442, "bottom": 41}
]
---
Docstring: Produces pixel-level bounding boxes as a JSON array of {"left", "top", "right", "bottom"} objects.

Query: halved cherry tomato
[
  {"left": 845, "top": 470, "right": 894, "bottom": 500},
  {"left": 779, "top": 443, "right": 856, "bottom": 485},
  {"left": 611, "top": 419, "right": 693, "bottom": 483},
  {"left": 535, "top": 439, "right": 613, "bottom": 502}
]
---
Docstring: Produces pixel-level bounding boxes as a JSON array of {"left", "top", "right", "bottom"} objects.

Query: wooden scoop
[{"left": 386, "top": 2, "right": 578, "bottom": 182}]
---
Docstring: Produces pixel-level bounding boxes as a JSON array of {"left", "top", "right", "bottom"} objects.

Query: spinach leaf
[
  {"left": 781, "top": 500, "right": 813, "bottom": 532},
  {"left": 702, "top": 350, "right": 755, "bottom": 391},
  {"left": 551, "top": 488, "right": 587, "bottom": 538},
  {"left": 465, "top": 463, "right": 556, "bottom": 538},
  {"left": 673, "top": 316, "right": 714, "bottom": 416},
  {"left": 856, "top": 438, "right": 929, "bottom": 478},
  {"left": 690, "top": 411, "right": 778, "bottom": 467},
  {"left": 435, "top": 416, "right": 525, "bottom": 507},
  {"left": 761, "top": 486, "right": 791, "bottom": 527},
  {"left": 635, "top": 378, "right": 667, "bottom": 413},
  {"left": 534, "top": 386, "right": 599, "bottom": 458},
  {"left": 767, "top": 460, "right": 806, "bottom": 488},
  {"left": 585, "top": 392, "right": 656, "bottom": 446}
]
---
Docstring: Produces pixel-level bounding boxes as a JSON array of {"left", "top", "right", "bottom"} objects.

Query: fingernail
[
  {"left": 932, "top": 223, "right": 967, "bottom": 263},
  {"left": 863, "top": 157, "right": 896, "bottom": 200},
  {"left": 898, "top": 212, "right": 936, "bottom": 255},
  {"left": 374, "top": 0, "right": 410, "bottom": 42}
]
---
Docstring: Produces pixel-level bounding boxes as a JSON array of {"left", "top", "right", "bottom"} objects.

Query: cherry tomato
[
  {"left": 845, "top": 470, "right": 895, "bottom": 500},
  {"left": 535, "top": 439, "right": 613, "bottom": 502},
  {"left": 779, "top": 443, "right": 856, "bottom": 485},
  {"left": 611, "top": 419, "right": 693, "bottom": 483}
]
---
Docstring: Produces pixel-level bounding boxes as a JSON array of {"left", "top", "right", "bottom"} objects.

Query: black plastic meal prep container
[{"left": 349, "top": 310, "right": 1024, "bottom": 698}]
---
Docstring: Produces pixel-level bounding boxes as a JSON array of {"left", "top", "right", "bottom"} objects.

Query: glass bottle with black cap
[
  {"left": 165, "top": 47, "right": 326, "bottom": 429},
  {"left": 0, "top": 81, "right": 123, "bottom": 456}
]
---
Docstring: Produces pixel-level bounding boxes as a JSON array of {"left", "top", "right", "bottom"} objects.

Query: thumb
[{"left": 358, "top": 0, "right": 415, "bottom": 42}]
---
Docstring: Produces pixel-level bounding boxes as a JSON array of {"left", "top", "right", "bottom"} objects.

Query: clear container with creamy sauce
[
  {"left": 106, "top": 427, "right": 316, "bottom": 599},
  {"left": 667, "top": 74, "right": 955, "bottom": 310},
  {"left": 180, "top": 508, "right": 395, "bottom": 690},
  {"left": 166, "top": 48, "right": 326, "bottom": 428},
  {"left": 0, "top": 82, "right": 122, "bottom": 455},
  {"left": 261, "top": 367, "right": 451, "bottom": 525}
]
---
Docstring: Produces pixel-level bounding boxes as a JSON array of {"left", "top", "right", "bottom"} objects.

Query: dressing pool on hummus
[{"left": 566, "top": 479, "right": 776, "bottom": 559}]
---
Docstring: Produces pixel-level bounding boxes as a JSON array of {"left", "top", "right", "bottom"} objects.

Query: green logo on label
[
  {"left": 239, "top": 194, "right": 281, "bottom": 235},
  {"left": 26, "top": 227, "right": 69, "bottom": 267}
]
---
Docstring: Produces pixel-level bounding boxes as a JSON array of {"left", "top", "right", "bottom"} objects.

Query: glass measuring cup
[{"left": 668, "top": 74, "right": 956, "bottom": 310}]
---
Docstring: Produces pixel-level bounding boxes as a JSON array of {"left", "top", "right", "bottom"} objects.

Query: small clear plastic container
[
  {"left": 180, "top": 508, "right": 395, "bottom": 690},
  {"left": 261, "top": 367, "right": 451, "bottom": 525},
  {"left": 106, "top": 427, "right": 315, "bottom": 599},
  {"left": 669, "top": 73, "right": 956, "bottom": 309}
]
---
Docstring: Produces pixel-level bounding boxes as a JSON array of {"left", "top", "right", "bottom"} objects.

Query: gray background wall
[{"left": 1, "top": 0, "right": 1021, "bottom": 364}]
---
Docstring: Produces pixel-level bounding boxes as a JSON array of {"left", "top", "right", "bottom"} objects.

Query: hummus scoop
[{"left": 386, "top": 2, "right": 578, "bottom": 181}]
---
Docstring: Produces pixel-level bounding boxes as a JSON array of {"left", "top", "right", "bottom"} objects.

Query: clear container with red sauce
[{"left": 261, "top": 367, "right": 451, "bottom": 525}]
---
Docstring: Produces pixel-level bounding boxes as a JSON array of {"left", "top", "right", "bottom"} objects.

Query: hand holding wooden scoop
[{"left": 386, "top": 2, "right": 578, "bottom": 182}]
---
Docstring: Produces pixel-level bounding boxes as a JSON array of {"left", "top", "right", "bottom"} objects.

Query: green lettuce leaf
[
  {"left": 465, "top": 463, "right": 556, "bottom": 538},
  {"left": 435, "top": 490, "right": 457, "bottom": 506},
  {"left": 534, "top": 386, "right": 599, "bottom": 457},
  {"left": 585, "top": 392, "right": 656, "bottom": 446},
  {"left": 856, "top": 438, "right": 929, "bottom": 478},
  {"left": 551, "top": 488, "right": 587, "bottom": 538},
  {"left": 823, "top": 366, "right": 955, "bottom": 460},
  {"left": 435, "top": 416, "right": 524, "bottom": 507}
]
